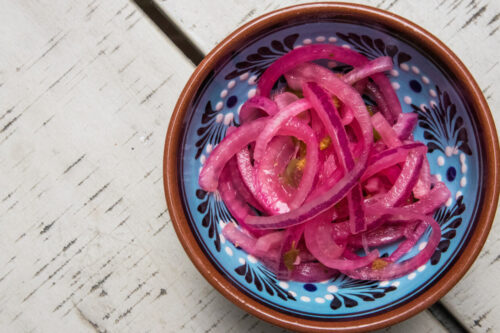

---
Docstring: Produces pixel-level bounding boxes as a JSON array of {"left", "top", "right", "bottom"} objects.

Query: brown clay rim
[{"left": 164, "top": 3, "right": 500, "bottom": 332}]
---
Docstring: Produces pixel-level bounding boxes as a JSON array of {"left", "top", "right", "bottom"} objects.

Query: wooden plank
[{"left": 156, "top": 0, "right": 499, "bottom": 331}]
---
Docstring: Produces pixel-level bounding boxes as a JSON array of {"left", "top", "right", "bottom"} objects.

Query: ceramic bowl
[{"left": 164, "top": 3, "right": 499, "bottom": 332}]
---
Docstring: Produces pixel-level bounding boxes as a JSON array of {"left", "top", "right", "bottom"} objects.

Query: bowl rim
[{"left": 163, "top": 2, "right": 500, "bottom": 332}]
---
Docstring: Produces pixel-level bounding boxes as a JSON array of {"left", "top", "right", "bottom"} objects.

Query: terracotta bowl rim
[{"left": 163, "top": 2, "right": 500, "bottom": 332}]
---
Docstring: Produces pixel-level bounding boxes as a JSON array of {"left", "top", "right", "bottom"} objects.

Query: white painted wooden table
[{"left": 0, "top": 0, "right": 497, "bottom": 332}]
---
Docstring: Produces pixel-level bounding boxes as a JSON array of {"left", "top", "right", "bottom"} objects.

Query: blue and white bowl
[{"left": 164, "top": 3, "right": 499, "bottom": 332}]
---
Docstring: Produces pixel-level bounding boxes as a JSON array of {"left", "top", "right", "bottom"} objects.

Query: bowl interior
[{"left": 177, "top": 17, "right": 483, "bottom": 319}]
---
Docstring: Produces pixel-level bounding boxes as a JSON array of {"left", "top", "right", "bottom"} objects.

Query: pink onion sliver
[
  {"left": 307, "top": 167, "right": 343, "bottom": 201},
  {"left": 289, "top": 263, "right": 338, "bottom": 282},
  {"left": 275, "top": 119, "right": 319, "bottom": 209},
  {"left": 239, "top": 96, "right": 278, "bottom": 124},
  {"left": 305, "top": 210, "right": 347, "bottom": 268},
  {"left": 393, "top": 112, "right": 418, "bottom": 140},
  {"left": 255, "top": 136, "right": 296, "bottom": 214},
  {"left": 275, "top": 224, "right": 307, "bottom": 280},
  {"left": 323, "top": 249, "right": 379, "bottom": 270},
  {"left": 272, "top": 91, "right": 299, "bottom": 109},
  {"left": 340, "top": 105, "right": 354, "bottom": 125},
  {"left": 334, "top": 183, "right": 449, "bottom": 242},
  {"left": 341, "top": 215, "right": 441, "bottom": 280},
  {"left": 285, "top": 63, "right": 373, "bottom": 153},
  {"left": 236, "top": 147, "right": 259, "bottom": 200},
  {"left": 371, "top": 112, "right": 402, "bottom": 148},
  {"left": 255, "top": 231, "right": 285, "bottom": 253},
  {"left": 218, "top": 165, "right": 253, "bottom": 226},
  {"left": 247, "top": 69, "right": 373, "bottom": 229},
  {"left": 349, "top": 225, "right": 407, "bottom": 248},
  {"left": 253, "top": 98, "right": 311, "bottom": 162},
  {"left": 303, "top": 82, "right": 354, "bottom": 169},
  {"left": 227, "top": 157, "right": 263, "bottom": 211},
  {"left": 414, "top": 157, "right": 432, "bottom": 199},
  {"left": 349, "top": 184, "right": 367, "bottom": 234},
  {"left": 388, "top": 221, "right": 427, "bottom": 262},
  {"left": 303, "top": 81, "right": 366, "bottom": 234},
  {"left": 366, "top": 81, "right": 394, "bottom": 124},
  {"left": 258, "top": 44, "right": 368, "bottom": 97},
  {"left": 200, "top": 118, "right": 267, "bottom": 192},
  {"left": 362, "top": 143, "right": 424, "bottom": 181},
  {"left": 343, "top": 56, "right": 393, "bottom": 85},
  {"left": 371, "top": 72, "right": 402, "bottom": 123},
  {"left": 382, "top": 165, "right": 402, "bottom": 184},
  {"left": 372, "top": 147, "right": 426, "bottom": 207},
  {"left": 222, "top": 223, "right": 278, "bottom": 259},
  {"left": 403, "top": 181, "right": 450, "bottom": 212},
  {"left": 246, "top": 160, "right": 365, "bottom": 229}
]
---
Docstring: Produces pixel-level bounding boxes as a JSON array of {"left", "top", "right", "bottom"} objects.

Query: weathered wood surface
[
  {"left": 0, "top": 0, "right": 196, "bottom": 331},
  {"left": 155, "top": 0, "right": 500, "bottom": 331}
]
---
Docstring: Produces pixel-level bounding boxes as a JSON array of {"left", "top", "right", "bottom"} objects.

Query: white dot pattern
[
  {"left": 215, "top": 101, "right": 224, "bottom": 111},
  {"left": 247, "top": 88, "right": 256, "bottom": 98},
  {"left": 279, "top": 281, "right": 289, "bottom": 289},
  {"left": 327, "top": 285, "right": 338, "bottom": 293},
  {"left": 247, "top": 255, "right": 257, "bottom": 263},
  {"left": 460, "top": 177, "right": 467, "bottom": 187},
  {"left": 239, "top": 72, "right": 249, "bottom": 81},
  {"left": 315, "top": 297, "right": 325, "bottom": 304},
  {"left": 248, "top": 75, "right": 257, "bottom": 85}
]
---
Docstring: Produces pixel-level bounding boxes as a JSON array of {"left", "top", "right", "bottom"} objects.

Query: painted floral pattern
[
  {"left": 431, "top": 195, "right": 466, "bottom": 265},
  {"left": 411, "top": 86, "right": 472, "bottom": 156},
  {"left": 224, "top": 34, "right": 299, "bottom": 80},
  {"left": 235, "top": 261, "right": 296, "bottom": 301},
  {"left": 195, "top": 101, "right": 237, "bottom": 160},
  {"left": 196, "top": 189, "right": 232, "bottom": 252},
  {"left": 328, "top": 274, "right": 397, "bottom": 310},
  {"left": 336, "top": 32, "right": 412, "bottom": 65}
]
